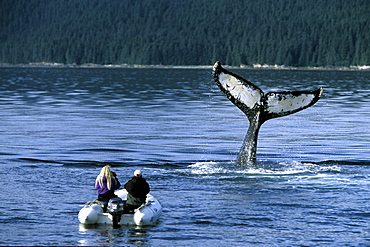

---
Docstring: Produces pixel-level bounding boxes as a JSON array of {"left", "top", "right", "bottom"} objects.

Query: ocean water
[{"left": 0, "top": 67, "right": 369, "bottom": 246}]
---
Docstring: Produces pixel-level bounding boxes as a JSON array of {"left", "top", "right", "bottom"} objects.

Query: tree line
[{"left": 1, "top": 0, "right": 369, "bottom": 67}]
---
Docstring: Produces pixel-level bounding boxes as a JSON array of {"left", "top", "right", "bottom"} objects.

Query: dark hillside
[{"left": 1, "top": 0, "right": 369, "bottom": 66}]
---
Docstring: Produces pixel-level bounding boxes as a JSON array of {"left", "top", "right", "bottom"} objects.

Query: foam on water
[{"left": 188, "top": 160, "right": 341, "bottom": 176}]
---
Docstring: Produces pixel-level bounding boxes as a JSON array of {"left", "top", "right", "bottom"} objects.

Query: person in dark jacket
[{"left": 124, "top": 170, "right": 150, "bottom": 212}]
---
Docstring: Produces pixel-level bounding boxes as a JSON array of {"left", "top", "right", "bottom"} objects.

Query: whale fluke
[{"left": 212, "top": 61, "right": 323, "bottom": 166}]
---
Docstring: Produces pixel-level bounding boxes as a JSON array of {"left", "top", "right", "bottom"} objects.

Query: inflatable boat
[{"left": 78, "top": 189, "right": 162, "bottom": 226}]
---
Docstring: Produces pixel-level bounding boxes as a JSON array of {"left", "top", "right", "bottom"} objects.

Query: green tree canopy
[{"left": 1, "top": 0, "right": 369, "bottom": 66}]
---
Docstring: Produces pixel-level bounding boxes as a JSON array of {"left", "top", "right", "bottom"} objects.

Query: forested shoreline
[
  {"left": 1, "top": 0, "right": 369, "bottom": 67},
  {"left": 1, "top": 62, "right": 370, "bottom": 71}
]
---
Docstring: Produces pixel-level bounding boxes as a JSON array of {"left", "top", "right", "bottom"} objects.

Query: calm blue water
[{"left": 0, "top": 67, "right": 369, "bottom": 246}]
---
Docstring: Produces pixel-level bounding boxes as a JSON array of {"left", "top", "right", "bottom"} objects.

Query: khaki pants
[{"left": 126, "top": 193, "right": 146, "bottom": 208}]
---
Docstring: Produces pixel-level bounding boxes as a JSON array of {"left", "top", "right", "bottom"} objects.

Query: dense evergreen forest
[{"left": 1, "top": 0, "right": 369, "bottom": 67}]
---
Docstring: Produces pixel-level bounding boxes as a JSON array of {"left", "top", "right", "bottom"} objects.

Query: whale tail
[{"left": 212, "top": 61, "right": 323, "bottom": 165}]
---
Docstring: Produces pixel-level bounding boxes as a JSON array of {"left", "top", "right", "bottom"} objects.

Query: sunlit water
[{"left": 0, "top": 67, "right": 369, "bottom": 246}]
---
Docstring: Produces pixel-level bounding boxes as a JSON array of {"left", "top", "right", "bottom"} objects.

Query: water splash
[{"left": 188, "top": 160, "right": 341, "bottom": 177}]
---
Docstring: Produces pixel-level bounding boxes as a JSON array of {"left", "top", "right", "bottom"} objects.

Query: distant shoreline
[{"left": 0, "top": 62, "right": 369, "bottom": 71}]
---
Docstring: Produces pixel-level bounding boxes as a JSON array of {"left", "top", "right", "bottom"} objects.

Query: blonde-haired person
[{"left": 95, "top": 165, "right": 121, "bottom": 204}]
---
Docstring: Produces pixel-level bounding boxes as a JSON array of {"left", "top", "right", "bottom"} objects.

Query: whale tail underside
[
  {"left": 212, "top": 61, "right": 323, "bottom": 122},
  {"left": 212, "top": 61, "right": 323, "bottom": 165}
]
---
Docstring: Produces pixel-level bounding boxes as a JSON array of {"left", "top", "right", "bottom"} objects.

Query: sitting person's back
[
  {"left": 95, "top": 165, "right": 121, "bottom": 211},
  {"left": 124, "top": 170, "right": 150, "bottom": 212}
]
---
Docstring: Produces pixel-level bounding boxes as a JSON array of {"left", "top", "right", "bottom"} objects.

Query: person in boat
[
  {"left": 95, "top": 165, "right": 121, "bottom": 207},
  {"left": 124, "top": 170, "right": 150, "bottom": 213}
]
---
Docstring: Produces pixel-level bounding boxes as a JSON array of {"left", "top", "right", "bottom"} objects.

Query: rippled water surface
[{"left": 0, "top": 67, "right": 369, "bottom": 246}]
